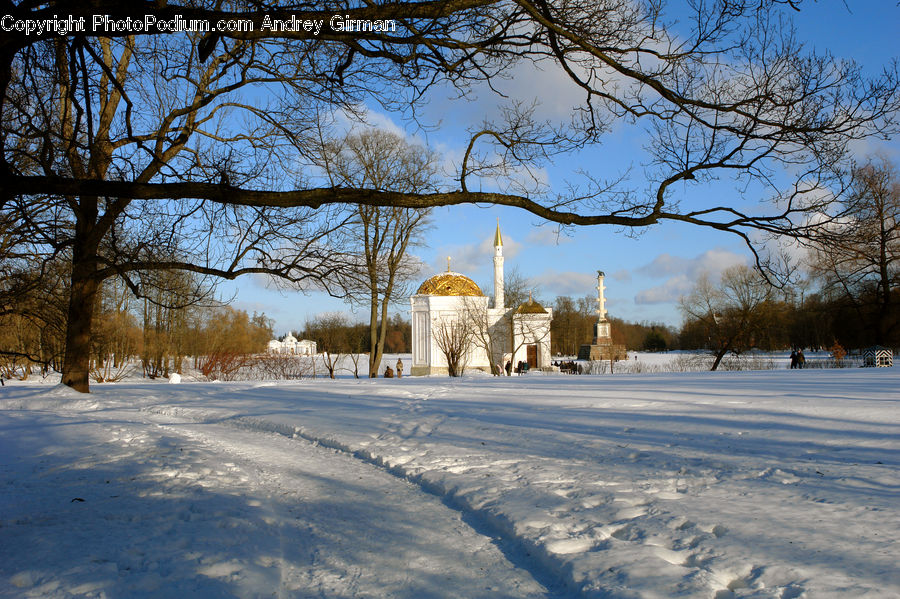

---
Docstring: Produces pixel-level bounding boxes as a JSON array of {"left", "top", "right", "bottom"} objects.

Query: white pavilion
[
  {"left": 267, "top": 334, "right": 317, "bottom": 355},
  {"left": 409, "top": 222, "right": 552, "bottom": 376}
]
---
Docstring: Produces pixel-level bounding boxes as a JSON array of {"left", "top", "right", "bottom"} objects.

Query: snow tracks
[
  {"left": 6, "top": 372, "right": 898, "bottom": 599},
  {"left": 139, "top": 374, "right": 900, "bottom": 599},
  {"left": 0, "top": 385, "right": 551, "bottom": 599},
  {"left": 139, "top": 394, "right": 728, "bottom": 598}
]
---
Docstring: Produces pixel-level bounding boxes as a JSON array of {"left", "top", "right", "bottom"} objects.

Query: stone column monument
[
  {"left": 578, "top": 270, "right": 626, "bottom": 361},
  {"left": 593, "top": 271, "right": 610, "bottom": 343}
]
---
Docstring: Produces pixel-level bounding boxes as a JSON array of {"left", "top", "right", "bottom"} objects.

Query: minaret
[
  {"left": 493, "top": 219, "right": 504, "bottom": 309},
  {"left": 593, "top": 270, "right": 611, "bottom": 343}
]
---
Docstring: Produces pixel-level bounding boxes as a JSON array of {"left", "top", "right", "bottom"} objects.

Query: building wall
[
  {"left": 267, "top": 338, "right": 317, "bottom": 355},
  {"left": 509, "top": 310, "right": 553, "bottom": 368},
  {"left": 411, "top": 294, "right": 493, "bottom": 375},
  {"left": 410, "top": 295, "right": 552, "bottom": 375}
]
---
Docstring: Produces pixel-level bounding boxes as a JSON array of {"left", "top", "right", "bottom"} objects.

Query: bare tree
[
  {"left": 91, "top": 277, "right": 140, "bottom": 382},
  {"left": 255, "top": 353, "right": 312, "bottom": 381},
  {"left": 464, "top": 270, "right": 550, "bottom": 374},
  {"left": 550, "top": 295, "right": 597, "bottom": 356},
  {"left": 806, "top": 157, "right": 900, "bottom": 345},
  {"left": 305, "top": 313, "right": 351, "bottom": 379},
  {"left": 432, "top": 316, "right": 475, "bottom": 377},
  {"left": 0, "top": 31, "right": 358, "bottom": 391},
  {"left": 465, "top": 269, "right": 534, "bottom": 375},
  {"left": 510, "top": 299, "right": 553, "bottom": 370},
  {"left": 462, "top": 296, "right": 504, "bottom": 375},
  {"left": 680, "top": 266, "right": 773, "bottom": 370},
  {"left": 4, "top": 3, "right": 895, "bottom": 230},
  {"left": 0, "top": 251, "right": 68, "bottom": 375},
  {"left": 2, "top": 1, "right": 898, "bottom": 392},
  {"left": 498, "top": 269, "right": 541, "bottom": 374},
  {"left": 317, "top": 130, "right": 436, "bottom": 378}
]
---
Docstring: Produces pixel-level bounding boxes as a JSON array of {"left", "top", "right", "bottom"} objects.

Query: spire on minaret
[
  {"left": 493, "top": 219, "right": 505, "bottom": 310},
  {"left": 447, "top": 256, "right": 451, "bottom": 272}
]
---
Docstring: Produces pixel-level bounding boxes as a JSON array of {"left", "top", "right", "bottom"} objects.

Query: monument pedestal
[{"left": 578, "top": 340, "right": 627, "bottom": 361}]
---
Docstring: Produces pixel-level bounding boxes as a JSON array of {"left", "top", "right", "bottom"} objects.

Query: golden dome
[
  {"left": 516, "top": 296, "right": 547, "bottom": 314},
  {"left": 416, "top": 272, "right": 484, "bottom": 296}
]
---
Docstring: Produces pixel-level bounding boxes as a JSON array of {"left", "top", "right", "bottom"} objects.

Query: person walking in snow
[
  {"left": 396, "top": 358, "right": 403, "bottom": 379},
  {"left": 790, "top": 349, "right": 798, "bottom": 369},
  {"left": 797, "top": 349, "right": 806, "bottom": 369}
]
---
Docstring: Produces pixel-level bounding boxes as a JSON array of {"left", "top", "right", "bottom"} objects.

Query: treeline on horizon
[
  {"left": 295, "top": 276, "right": 899, "bottom": 358},
  {"left": 277, "top": 279, "right": 900, "bottom": 359},
  {"left": 2, "top": 270, "right": 896, "bottom": 381}
]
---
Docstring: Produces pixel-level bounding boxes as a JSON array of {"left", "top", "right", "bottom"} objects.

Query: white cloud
[
  {"left": 531, "top": 270, "right": 597, "bottom": 296},
  {"left": 525, "top": 226, "right": 573, "bottom": 246},
  {"left": 632, "top": 248, "right": 750, "bottom": 305},
  {"left": 611, "top": 269, "right": 632, "bottom": 283},
  {"left": 637, "top": 248, "right": 748, "bottom": 280},
  {"left": 331, "top": 105, "right": 406, "bottom": 139},
  {"left": 231, "top": 300, "right": 275, "bottom": 316},
  {"left": 433, "top": 232, "right": 522, "bottom": 276},
  {"left": 636, "top": 253, "right": 688, "bottom": 278},
  {"left": 634, "top": 275, "right": 694, "bottom": 305},
  {"left": 846, "top": 137, "right": 900, "bottom": 162}
]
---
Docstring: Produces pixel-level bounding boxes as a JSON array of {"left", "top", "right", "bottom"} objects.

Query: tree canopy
[{"left": 3, "top": 1, "right": 897, "bottom": 235}]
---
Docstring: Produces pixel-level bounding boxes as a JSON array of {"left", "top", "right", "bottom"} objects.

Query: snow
[{"left": 1, "top": 364, "right": 898, "bottom": 598}]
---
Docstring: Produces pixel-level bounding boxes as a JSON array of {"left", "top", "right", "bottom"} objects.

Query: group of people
[
  {"left": 496, "top": 360, "right": 529, "bottom": 376},
  {"left": 789, "top": 349, "right": 807, "bottom": 369},
  {"left": 384, "top": 358, "right": 404, "bottom": 378},
  {"left": 553, "top": 360, "right": 583, "bottom": 374},
  {"left": 498, "top": 360, "right": 530, "bottom": 375}
]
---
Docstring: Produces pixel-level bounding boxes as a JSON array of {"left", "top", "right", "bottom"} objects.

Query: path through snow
[{"left": 0, "top": 385, "right": 551, "bottom": 598}]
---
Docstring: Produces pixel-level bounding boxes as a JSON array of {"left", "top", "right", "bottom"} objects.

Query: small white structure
[
  {"left": 863, "top": 346, "right": 893, "bottom": 367},
  {"left": 410, "top": 221, "right": 552, "bottom": 376},
  {"left": 267, "top": 334, "right": 317, "bottom": 355}
]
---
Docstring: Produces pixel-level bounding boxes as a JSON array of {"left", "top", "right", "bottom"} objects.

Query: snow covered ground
[{"left": 1, "top": 365, "right": 897, "bottom": 598}]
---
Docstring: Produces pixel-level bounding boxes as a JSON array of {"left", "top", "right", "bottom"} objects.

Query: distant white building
[
  {"left": 410, "top": 221, "right": 552, "bottom": 376},
  {"left": 267, "top": 334, "right": 317, "bottom": 355}
]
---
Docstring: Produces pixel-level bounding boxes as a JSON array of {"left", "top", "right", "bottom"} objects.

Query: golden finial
[{"left": 494, "top": 218, "right": 503, "bottom": 247}]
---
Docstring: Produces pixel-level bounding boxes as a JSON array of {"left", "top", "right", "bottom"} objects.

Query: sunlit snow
[{"left": 1, "top": 359, "right": 897, "bottom": 598}]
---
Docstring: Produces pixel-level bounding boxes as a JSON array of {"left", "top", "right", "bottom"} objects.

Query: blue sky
[{"left": 223, "top": 2, "right": 900, "bottom": 336}]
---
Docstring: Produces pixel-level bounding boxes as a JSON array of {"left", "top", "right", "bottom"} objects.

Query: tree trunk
[
  {"left": 375, "top": 293, "right": 392, "bottom": 378},
  {"left": 711, "top": 335, "right": 737, "bottom": 371},
  {"left": 61, "top": 199, "right": 103, "bottom": 393},
  {"left": 710, "top": 348, "right": 727, "bottom": 371},
  {"left": 876, "top": 229, "right": 891, "bottom": 345},
  {"left": 61, "top": 251, "right": 101, "bottom": 393},
  {"left": 368, "top": 290, "right": 380, "bottom": 378}
]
